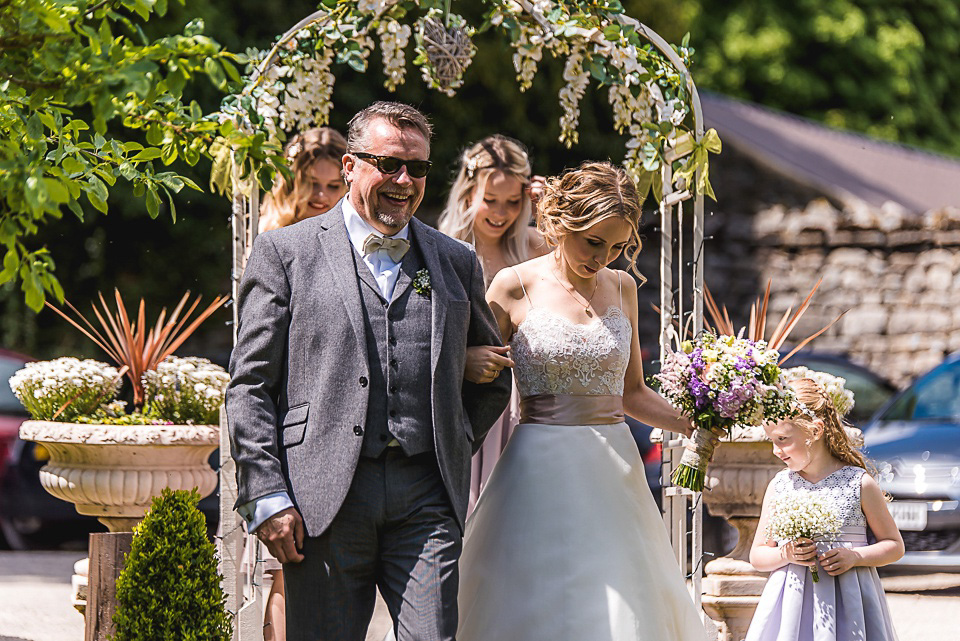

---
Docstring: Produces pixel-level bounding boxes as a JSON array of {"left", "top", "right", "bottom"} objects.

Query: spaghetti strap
[
  {"left": 617, "top": 271, "right": 623, "bottom": 310},
  {"left": 509, "top": 266, "right": 532, "bottom": 308}
]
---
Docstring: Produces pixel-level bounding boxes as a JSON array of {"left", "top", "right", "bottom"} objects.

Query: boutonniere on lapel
[{"left": 412, "top": 268, "right": 432, "bottom": 298}]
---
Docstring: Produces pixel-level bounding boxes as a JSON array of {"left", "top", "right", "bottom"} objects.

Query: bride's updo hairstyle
[
  {"left": 788, "top": 377, "right": 868, "bottom": 470},
  {"left": 536, "top": 161, "right": 645, "bottom": 280}
]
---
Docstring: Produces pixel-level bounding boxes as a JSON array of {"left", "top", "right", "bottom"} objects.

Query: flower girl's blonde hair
[{"left": 788, "top": 377, "right": 868, "bottom": 470}]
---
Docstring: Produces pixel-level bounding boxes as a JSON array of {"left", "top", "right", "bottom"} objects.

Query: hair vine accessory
[
  {"left": 783, "top": 366, "right": 855, "bottom": 418},
  {"left": 286, "top": 141, "right": 303, "bottom": 159}
]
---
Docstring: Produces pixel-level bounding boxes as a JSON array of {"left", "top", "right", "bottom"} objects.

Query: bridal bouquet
[
  {"left": 653, "top": 332, "right": 797, "bottom": 491},
  {"left": 766, "top": 491, "right": 842, "bottom": 582}
]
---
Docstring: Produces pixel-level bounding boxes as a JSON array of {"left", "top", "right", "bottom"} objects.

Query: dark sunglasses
[{"left": 354, "top": 152, "right": 432, "bottom": 179}]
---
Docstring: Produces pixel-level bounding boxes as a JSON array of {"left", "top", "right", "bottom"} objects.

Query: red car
[{"left": 0, "top": 349, "right": 30, "bottom": 484}]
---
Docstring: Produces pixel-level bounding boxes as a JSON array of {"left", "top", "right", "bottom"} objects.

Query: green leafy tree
[
  {"left": 685, "top": 0, "right": 960, "bottom": 156},
  {"left": 112, "top": 488, "right": 231, "bottom": 641},
  {"left": 0, "top": 0, "right": 255, "bottom": 311}
]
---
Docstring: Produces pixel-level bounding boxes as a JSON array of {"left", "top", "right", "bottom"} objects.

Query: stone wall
[{"left": 632, "top": 146, "right": 959, "bottom": 388}]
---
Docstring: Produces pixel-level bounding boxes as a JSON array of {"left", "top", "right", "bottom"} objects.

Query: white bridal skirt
[{"left": 456, "top": 421, "right": 706, "bottom": 641}]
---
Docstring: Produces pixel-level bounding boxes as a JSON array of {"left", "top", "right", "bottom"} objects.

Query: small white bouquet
[
  {"left": 9, "top": 357, "right": 121, "bottom": 422},
  {"left": 143, "top": 356, "right": 230, "bottom": 425},
  {"left": 766, "top": 491, "right": 842, "bottom": 582}
]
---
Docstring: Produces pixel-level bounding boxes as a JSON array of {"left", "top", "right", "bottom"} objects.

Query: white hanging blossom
[
  {"left": 357, "top": 0, "right": 389, "bottom": 14},
  {"left": 511, "top": 23, "right": 545, "bottom": 91},
  {"left": 378, "top": 18, "right": 412, "bottom": 91},
  {"left": 558, "top": 41, "right": 589, "bottom": 147},
  {"left": 282, "top": 47, "right": 337, "bottom": 131}
]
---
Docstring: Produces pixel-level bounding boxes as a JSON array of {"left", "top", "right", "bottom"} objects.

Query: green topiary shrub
[{"left": 112, "top": 488, "right": 232, "bottom": 641}]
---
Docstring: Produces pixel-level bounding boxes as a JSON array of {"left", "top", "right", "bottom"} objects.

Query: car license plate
[{"left": 887, "top": 501, "right": 928, "bottom": 531}]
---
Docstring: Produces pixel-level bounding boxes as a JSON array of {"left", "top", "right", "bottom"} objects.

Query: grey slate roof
[{"left": 701, "top": 92, "right": 960, "bottom": 213}]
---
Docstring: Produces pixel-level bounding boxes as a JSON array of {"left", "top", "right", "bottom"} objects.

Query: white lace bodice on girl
[
  {"left": 772, "top": 465, "right": 868, "bottom": 528},
  {"left": 509, "top": 274, "right": 632, "bottom": 398}
]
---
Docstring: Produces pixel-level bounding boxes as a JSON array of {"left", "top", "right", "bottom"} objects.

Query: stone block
[{"left": 841, "top": 305, "right": 889, "bottom": 335}]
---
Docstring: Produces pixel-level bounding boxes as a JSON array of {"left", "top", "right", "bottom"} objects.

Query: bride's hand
[{"left": 465, "top": 345, "right": 514, "bottom": 384}]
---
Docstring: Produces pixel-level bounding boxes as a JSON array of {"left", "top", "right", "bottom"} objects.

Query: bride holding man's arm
[{"left": 457, "top": 160, "right": 708, "bottom": 640}]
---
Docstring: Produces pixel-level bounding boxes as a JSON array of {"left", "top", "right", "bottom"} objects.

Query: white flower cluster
[
  {"left": 783, "top": 366, "right": 856, "bottom": 418},
  {"left": 283, "top": 47, "right": 337, "bottom": 131},
  {"left": 558, "top": 42, "right": 589, "bottom": 147},
  {"left": 511, "top": 23, "right": 546, "bottom": 92},
  {"left": 9, "top": 357, "right": 121, "bottom": 422},
  {"left": 142, "top": 356, "right": 230, "bottom": 425},
  {"left": 357, "top": 0, "right": 388, "bottom": 13},
  {"left": 766, "top": 490, "right": 842, "bottom": 542},
  {"left": 378, "top": 18, "right": 412, "bottom": 91}
]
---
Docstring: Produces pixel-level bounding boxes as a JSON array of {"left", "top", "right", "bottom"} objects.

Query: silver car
[{"left": 863, "top": 352, "right": 960, "bottom": 571}]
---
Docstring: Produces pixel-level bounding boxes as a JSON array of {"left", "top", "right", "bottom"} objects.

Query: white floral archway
[{"left": 216, "top": 2, "right": 719, "bottom": 636}]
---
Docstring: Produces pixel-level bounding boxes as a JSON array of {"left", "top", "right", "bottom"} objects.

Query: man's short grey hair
[{"left": 347, "top": 101, "right": 433, "bottom": 153}]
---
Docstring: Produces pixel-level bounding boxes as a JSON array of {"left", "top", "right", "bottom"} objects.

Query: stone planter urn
[
  {"left": 19, "top": 420, "right": 220, "bottom": 532},
  {"left": 699, "top": 425, "right": 862, "bottom": 641},
  {"left": 699, "top": 426, "right": 781, "bottom": 641}
]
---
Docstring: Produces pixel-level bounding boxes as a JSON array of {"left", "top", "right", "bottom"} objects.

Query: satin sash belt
[
  {"left": 519, "top": 394, "right": 624, "bottom": 426},
  {"left": 814, "top": 526, "right": 868, "bottom": 546}
]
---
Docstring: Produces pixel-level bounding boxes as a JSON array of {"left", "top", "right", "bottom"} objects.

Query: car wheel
[{"left": 0, "top": 514, "right": 46, "bottom": 551}]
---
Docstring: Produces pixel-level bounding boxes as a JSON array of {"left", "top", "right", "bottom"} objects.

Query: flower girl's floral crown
[{"left": 783, "top": 366, "right": 855, "bottom": 419}]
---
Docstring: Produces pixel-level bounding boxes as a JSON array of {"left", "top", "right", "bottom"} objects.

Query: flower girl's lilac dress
[
  {"left": 746, "top": 466, "right": 899, "bottom": 641},
  {"left": 456, "top": 270, "right": 705, "bottom": 641}
]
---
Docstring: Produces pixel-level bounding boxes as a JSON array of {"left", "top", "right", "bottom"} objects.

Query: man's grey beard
[{"left": 374, "top": 208, "right": 413, "bottom": 231}]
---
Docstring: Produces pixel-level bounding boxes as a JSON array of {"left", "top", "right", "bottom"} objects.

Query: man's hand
[{"left": 256, "top": 507, "right": 305, "bottom": 564}]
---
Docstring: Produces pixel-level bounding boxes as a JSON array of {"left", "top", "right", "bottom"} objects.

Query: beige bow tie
[{"left": 362, "top": 233, "right": 410, "bottom": 262}]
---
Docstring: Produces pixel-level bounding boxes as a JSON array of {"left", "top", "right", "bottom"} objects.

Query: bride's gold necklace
[{"left": 550, "top": 253, "right": 599, "bottom": 317}]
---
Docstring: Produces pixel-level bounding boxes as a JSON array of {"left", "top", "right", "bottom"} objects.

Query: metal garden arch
[{"left": 218, "top": 2, "right": 713, "bottom": 636}]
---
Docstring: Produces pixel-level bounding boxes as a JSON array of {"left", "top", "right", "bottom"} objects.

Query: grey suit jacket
[{"left": 226, "top": 204, "right": 511, "bottom": 535}]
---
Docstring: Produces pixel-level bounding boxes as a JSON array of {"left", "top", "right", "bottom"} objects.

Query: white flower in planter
[{"left": 9, "top": 358, "right": 121, "bottom": 422}]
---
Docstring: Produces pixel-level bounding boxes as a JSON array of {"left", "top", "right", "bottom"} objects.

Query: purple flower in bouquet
[{"left": 652, "top": 332, "right": 798, "bottom": 491}]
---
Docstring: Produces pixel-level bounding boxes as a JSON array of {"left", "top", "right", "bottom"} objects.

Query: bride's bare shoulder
[{"left": 489, "top": 256, "right": 546, "bottom": 302}]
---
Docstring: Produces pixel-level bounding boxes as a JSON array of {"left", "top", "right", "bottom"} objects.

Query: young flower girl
[{"left": 746, "top": 375, "right": 904, "bottom": 641}]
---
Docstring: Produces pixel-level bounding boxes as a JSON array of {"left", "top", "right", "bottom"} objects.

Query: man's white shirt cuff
[{"left": 238, "top": 492, "right": 294, "bottom": 534}]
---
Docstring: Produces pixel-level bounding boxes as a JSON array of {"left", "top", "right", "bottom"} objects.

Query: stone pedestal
[{"left": 700, "top": 429, "right": 782, "bottom": 641}]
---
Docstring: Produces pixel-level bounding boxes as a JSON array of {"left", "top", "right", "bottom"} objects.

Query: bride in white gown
[{"left": 457, "top": 162, "right": 706, "bottom": 641}]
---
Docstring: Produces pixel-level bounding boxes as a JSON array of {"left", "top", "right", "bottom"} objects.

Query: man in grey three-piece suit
[{"left": 226, "top": 101, "right": 511, "bottom": 640}]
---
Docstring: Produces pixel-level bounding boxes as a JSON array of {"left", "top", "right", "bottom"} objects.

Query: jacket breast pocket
[{"left": 279, "top": 403, "right": 308, "bottom": 448}]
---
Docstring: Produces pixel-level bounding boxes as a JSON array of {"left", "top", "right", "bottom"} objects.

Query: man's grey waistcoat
[
  {"left": 353, "top": 242, "right": 433, "bottom": 458},
  {"left": 226, "top": 203, "right": 512, "bottom": 535}
]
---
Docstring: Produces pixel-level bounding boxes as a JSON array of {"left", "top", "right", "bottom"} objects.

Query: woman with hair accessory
[
  {"left": 456, "top": 161, "right": 705, "bottom": 640},
  {"left": 746, "top": 373, "right": 903, "bottom": 641},
  {"left": 439, "top": 134, "right": 549, "bottom": 512},
  {"left": 258, "top": 127, "right": 348, "bottom": 233},
  {"left": 254, "top": 126, "right": 347, "bottom": 641}
]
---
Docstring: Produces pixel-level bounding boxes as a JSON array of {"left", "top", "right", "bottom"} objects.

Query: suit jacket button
[
  {"left": 353, "top": 425, "right": 363, "bottom": 436},
  {"left": 359, "top": 376, "right": 368, "bottom": 387}
]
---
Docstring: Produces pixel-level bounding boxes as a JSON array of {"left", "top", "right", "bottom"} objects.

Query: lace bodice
[
  {"left": 771, "top": 466, "right": 868, "bottom": 528},
  {"left": 510, "top": 306, "right": 632, "bottom": 397}
]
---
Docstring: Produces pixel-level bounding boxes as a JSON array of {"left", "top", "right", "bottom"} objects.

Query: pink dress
[{"left": 468, "top": 383, "right": 520, "bottom": 515}]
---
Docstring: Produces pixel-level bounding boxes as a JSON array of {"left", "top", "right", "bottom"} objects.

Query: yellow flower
[
  {"left": 703, "top": 349, "right": 719, "bottom": 362},
  {"left": 681, "top": 340, "right": 694, "bottom": 354}
]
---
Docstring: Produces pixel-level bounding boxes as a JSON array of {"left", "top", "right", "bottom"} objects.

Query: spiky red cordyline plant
[
  {"left": 46, "top": 289, "right": 230, "bottom": 410},
  {"left": 704, "top": 278, "right": 844, "bottom": 365}
]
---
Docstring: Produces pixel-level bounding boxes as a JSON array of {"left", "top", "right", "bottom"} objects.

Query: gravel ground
[{"left": 1, "top": 551, "right": 957, "bottom": 641}]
